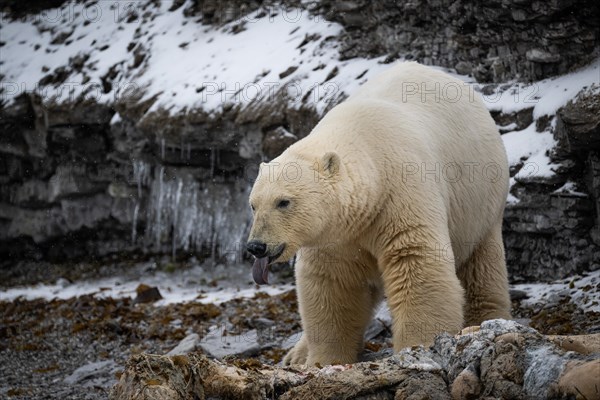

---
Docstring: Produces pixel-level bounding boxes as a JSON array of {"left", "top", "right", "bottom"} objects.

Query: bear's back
[{"left": 340, "top": 62, "right": 509, "bottom": 265}]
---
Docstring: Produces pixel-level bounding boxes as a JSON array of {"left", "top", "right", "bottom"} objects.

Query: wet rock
[
  {"left": 134, "top": 284, "right": 163, "bottom": 304},
  {"left": 509, "top": 289, "right": 529, "bottom": 301},
  {"left": 237, "top": 128, "right": 262, "bottom": 159}
]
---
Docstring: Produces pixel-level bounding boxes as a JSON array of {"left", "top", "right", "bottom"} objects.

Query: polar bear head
[{"left": 246, "top": 151, "right": 342, "bottom": 284}]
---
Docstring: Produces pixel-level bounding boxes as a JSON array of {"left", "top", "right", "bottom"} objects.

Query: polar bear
[{"left": 246, "top": 62, "right": 512, "bottom": 366}]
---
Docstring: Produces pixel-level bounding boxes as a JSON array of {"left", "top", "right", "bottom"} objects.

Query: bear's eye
[
  {"left": 276, "top": 199, "right": 290, "bottom": 209},
  {"left": 250, "top": 204, "right": 255, "bottom": 212}
]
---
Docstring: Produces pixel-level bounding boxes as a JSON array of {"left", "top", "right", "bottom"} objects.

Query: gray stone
[
  {"left": 199, "top": 326, "right": 261, "bottom": 358},
  {"left": 364, "top": 303, "right": 392, "bottom": 341},
  {"left": 454, "top": 61, "right": 473, "bottom": 75},
  {"left": 64, "top": 360, "right": 119, "bottom": 387},
  {"left": 280, "top": 332, "right": 303, "bottom": 350},
  {"left": 555, "top": 87, "right": 600, "bottom": 154},
  {"left": 110, "top": 197, "right": 139, "bottom": 225},
  {"left": 11, "top": 179, "right": 50, "bottom": 205},
  {"left": 22, "top": 129, "right": 47, "bottom": 158},
  {"left": 238, "top": 129, "right": 262, "bottom": 159},
  {"left": 167, "top": 333, "right": 200, "bottom": 356},
  {"left": 48, "top": 165, "right": 103, "bottom": 201},
  {"left": 60, "top": 193, "right": 112, "bottom": 231},
  {"left": 509, "top": 289, "right": 529, "bottom": 301},
  {"left": 7, "top": 206, "right": 67, "bottom": 242},
  {"left": 526, "top": 49, "right": 561, "bottom": 63},
  {"left": 107, "top": 182, "right": 138, "bottom": 198}
]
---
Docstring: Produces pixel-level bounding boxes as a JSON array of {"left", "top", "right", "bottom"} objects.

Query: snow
[
  {"left": 501, "top": 122, "right": 559, "bottom": 187},
  {"left": 110, "top": 112, "right": 122, "bottom": 124},
  {"left": 0, "top": 1, "right": 389, "bottom": 115},
  {"left": 506, "top": 178, "right": 520, "bottom": 205},
  {"left": 512, "top": 269, "right": 600, "bottom": 313},
  {"left": 482, "top": 59, "right": 600, "bottom": 118},
  {"left": 498, "top": 122, "right": 518, "bottom": 133},
  {"left": 0, "top": 263, "right": 294, "bottom": 305},
  {"left": 552, "top": 181, "right": 588, "bottom": 197}
]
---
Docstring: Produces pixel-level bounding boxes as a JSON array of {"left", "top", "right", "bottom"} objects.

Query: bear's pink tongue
[{"left": 252, "top": 256, "right": 270, "bottom": 285}]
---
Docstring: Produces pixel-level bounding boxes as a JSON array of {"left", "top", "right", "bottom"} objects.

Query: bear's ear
[{"left": 321, "top": 152, "right": 341, "bottom": 176}]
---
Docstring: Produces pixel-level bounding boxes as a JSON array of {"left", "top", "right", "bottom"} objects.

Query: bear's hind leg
[{"left": 457, "top": 220, "right": 511, "bottom": 326}]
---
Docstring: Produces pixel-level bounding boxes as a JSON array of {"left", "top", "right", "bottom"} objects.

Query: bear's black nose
[{"left": 247, "top": 240, "right": 267, "bottom": 257}]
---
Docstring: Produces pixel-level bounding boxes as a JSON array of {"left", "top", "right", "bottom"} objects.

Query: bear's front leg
[
  {"left": 379, "top": 238, "right": 465, "bottom": 350},
  {"left": 282, "top": 334, "right": 308, "bottom": 365},
  {"left": 284, "top": 247, "right": 381, "bottom": 366}
]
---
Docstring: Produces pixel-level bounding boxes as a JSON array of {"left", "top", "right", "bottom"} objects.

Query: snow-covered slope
[
  {"left": 1, "top": 2, "right": 388, "bottom": 114},
  {"left": 2, "top": 1, "right": 598, "bottom": 188}
]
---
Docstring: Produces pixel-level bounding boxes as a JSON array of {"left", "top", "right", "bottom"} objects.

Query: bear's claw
[{"left": 282, "top": 337, "right": 309, "bottom": 365}]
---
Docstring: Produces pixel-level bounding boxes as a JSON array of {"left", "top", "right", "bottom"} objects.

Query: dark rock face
[
  {"left": 501, "top": 87, "right": 600, "bottom": 281},
  {"left": 0, "top": 2, "right": 599, "bottom": 282},
  {"left": 0, "top": 91, "right": 320, "bottom": 263},
  {"left": 316, "top": 0, "right": 600, "bottom": 83},
  {"left": 555, "top": 88, "right": 600, "bottom": 154}
]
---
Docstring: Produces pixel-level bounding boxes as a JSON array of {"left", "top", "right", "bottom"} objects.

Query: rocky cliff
[{"left": 0, "top": 0, "right": 599, "bottom": 281}]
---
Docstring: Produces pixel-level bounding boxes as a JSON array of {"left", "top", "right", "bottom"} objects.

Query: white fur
[{"left": 248, "top": 62, "right": 511, "bottom": 366}]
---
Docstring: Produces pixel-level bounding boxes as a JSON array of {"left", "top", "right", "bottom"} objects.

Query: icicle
[
  {"left": 160, "top": 137, "right": 166, "bottom": 159},
  {"left": 171, "top": 178, "right": 183, "bottom": 260},
  {"left": 155, "top": 166, "right": 165, "bottom": 249},
  {"left": 138, "top": 163, "right": 252, "bottom": 262},
  {"left": 187, "top": 143, "right": 191, "bottom": 160},
  {"left": 210, "top": 148, "right": 215, "bottom": 179},
  {"left": 133, "top": 160, "right": 148, "bottom": 199},
  {"left": 132, "top": 202, "right": 139, "bottom": 244},
  {"left": 132, "top": 159, "right": 151, "bottom": 247},
  {"left": 211, "top": 230, "right": 217, "bottom": 266}
]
